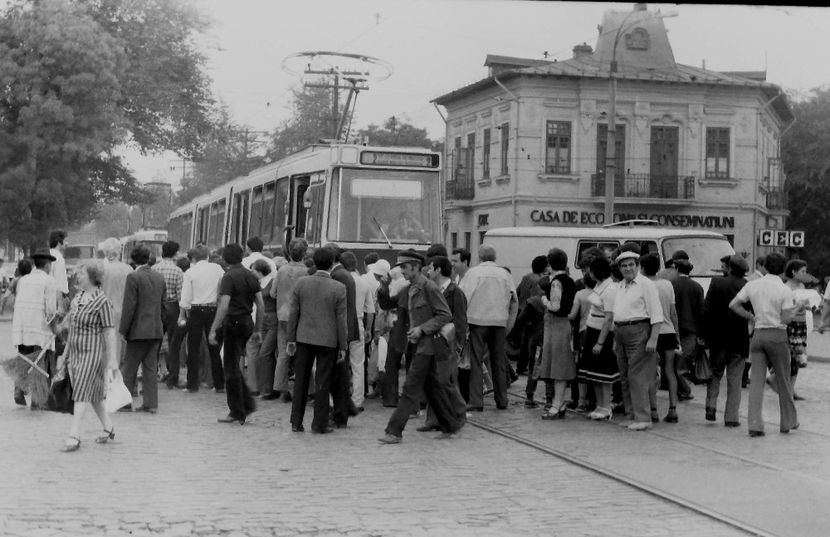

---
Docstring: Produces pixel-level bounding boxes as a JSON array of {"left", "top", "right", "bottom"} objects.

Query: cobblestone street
[{"left": 1, "top": 318, "right": 828, "bottom": 537}]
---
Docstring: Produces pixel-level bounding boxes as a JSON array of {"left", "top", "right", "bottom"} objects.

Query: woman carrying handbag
[{"left": 59, "top": 261, "right": 120, "bottom": 452}]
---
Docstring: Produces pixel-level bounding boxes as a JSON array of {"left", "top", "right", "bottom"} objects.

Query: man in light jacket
[{"left": 459, "top": 244, "right": 518, "bottom": 412}]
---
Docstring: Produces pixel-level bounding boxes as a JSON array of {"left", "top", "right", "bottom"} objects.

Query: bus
[
  {"left": 168, "top": 143, "right": 442, "bottom": 265},
  {"left": 119, "top": 229, "right": 168, "bottom": 262},
  {"left": 64, "top": 230, "right": 97, "bottom": 270}
]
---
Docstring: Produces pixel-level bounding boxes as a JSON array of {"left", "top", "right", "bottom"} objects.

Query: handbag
[
  {"left": 105, "top": 370, "right": 133, "bottom": 413},
  {"left": 46, "top": 376, "right": 74, "bottom": 414},
  {"left": 693, "top": 346, "right": 713, "bottom": 384}
]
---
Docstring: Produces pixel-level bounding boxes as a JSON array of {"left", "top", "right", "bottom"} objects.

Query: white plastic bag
[
  {"left": 105, "top": 370, "right": 133, "bottom": 413},
  {"left": 374, "top": 336, "right": 388, "bottom": 373}
]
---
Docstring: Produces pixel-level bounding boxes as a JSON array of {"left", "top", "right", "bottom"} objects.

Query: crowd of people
[{"left": 5, "top": 228, "right": 820, "bottom": 450}]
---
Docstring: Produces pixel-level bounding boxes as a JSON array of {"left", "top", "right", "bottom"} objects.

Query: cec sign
[{"left": 758, "top": 229, "right": 805, "bottom": 248}]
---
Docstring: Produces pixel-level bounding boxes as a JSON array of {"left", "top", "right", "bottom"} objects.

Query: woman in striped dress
[{"left": 61, "top": 261, "right": 119, "bottom": 452}]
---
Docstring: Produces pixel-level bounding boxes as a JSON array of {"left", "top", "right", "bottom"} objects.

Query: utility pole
[{"left": 303, "top": 68, "right": 370, "bottom": 141}]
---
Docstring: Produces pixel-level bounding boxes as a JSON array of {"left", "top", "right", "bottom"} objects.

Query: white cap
[
  {"left": 615, "top": 251, "right": 640, "bottom": 263},
  {"left": 369, "top": 259, "right": 391, "bottom": 278}
]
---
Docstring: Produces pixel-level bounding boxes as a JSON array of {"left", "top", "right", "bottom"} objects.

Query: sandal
[
  {"left": 62, "top": 436, "right": 81, "bottom": 453},
  {"left": 95, "top": 428, "right": 115, "bottom": 444}
]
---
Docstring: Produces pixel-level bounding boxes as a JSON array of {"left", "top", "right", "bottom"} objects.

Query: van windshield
[{"left": 662, "top": 237, "right": 735, "bottom": 276}]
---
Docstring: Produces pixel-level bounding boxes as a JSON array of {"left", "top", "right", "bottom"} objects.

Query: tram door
[
  {"left": 232, "top": 189, "right": 251, "bottom": 245},
  {"left": 286, "top": 175, "right": 310, "bottom": 242}
]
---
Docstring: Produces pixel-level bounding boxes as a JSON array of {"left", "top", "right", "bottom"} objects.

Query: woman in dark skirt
[
  {"left": 577, "top": 256, "right": 619, "bottom": 420},
  {"left": 535, "top": 248, "right": 576, "bottom": 419},
  {"left": 60, "top": 261, "right": 119, "bottom": 452}
]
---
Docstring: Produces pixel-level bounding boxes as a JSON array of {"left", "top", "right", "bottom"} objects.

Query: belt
[
  {"left": 614, "top": 318, "right": 649, "bottom": 326},
  {"left": 191, "top": 303, "right": 217, "bottom": 310}
]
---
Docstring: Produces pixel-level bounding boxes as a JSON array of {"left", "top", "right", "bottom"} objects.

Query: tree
[
  {"left": 356, "top": 116, "right": 442, "bottom": 152},
  {"left": 0, "top": 0, "right": 215, "bottom": 251},
  {"left": 782, "top": 86, "right": 830, "bottom": 278}
]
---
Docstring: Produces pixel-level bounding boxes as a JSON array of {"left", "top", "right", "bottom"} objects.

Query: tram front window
[{"left": 329, "top": 168, "right": 439, "bottom": 244}]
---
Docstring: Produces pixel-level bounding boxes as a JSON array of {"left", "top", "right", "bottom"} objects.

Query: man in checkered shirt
[{"left": 153, "top": 241, "right": 185, "bottom": 388}]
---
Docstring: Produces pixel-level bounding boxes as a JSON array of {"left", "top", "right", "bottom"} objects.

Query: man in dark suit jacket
[
  {"left": 120, "top": 244, "right": 166, "bottom": 413},
  {"left": 703, "top": 255, "right": 750, "bottom": 426},
  {"left": 287, "top": 247, "right": 348, "bottom": 434},
  {"left": 325, "top": 243, "right": 360, "bottom": 426}
]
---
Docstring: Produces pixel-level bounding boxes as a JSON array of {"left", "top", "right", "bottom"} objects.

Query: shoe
[
  {"left": 214, "top": 388, "right": 225, "bottom": 394},
  {"left": 365, "top": 391, "right": 381, "bottom": 400},
  {"left": 749, "top": 430, "right": 765, "bottom": 437},
  {"left": 408, "top": 410, "right": 422, "bottom": 419},
  {"left": 95, "top": 428, "right": 115, "bottom": 444},
  {"left": 435, "top": 432, "right": 457, "bottom": 440},
  {"left": 524, "top": 400, "right": 539, "bottom": 409},
  {"left": 312, "top": 427, "right": 334, "bottom": 434},
  {"left": 377, "top": 433, "right": 401, "bottom": 444},
  {"left": 181, "top": 388, "right": 197, "bottom": 393},
  {"left": 575, "top": 402, "right": 589, "bottom": 413},
  {"left": 566, "top": 400, "right": 579, "bottom": 410},
  {"left": 724, "top": 421, "right": 740, "bottom": 428},
  {"left": 541, "top": 408, "right": 566, "bottom": 420},
  {"left": 588, "top": 408, "right": 611, "bottom": 420},
  {"left": 628, "top": 421, "right": 652, "bottom": 431},
  {"left": 61, "top": 436, "right": 81, "bottom": 453},
  {"left": 496, "top": 405, "right": 508, "bottom": 410},
  {"left": 261, "top": 392, "right": 281, "bottom": 400},
  {"left": 349, "top": 406, "right": 365, "bottom": 416},
  {"left": 793, "top": 393, "right": 805, "bottom": 401},
  {"left": 117, "top": 404, "right": 133, "bottom": 413},
  {"left": 291, "top": 424, "right": 304, "bottom": 432},
  {"left": 678, "top": 393, "right": 694, "bottom": 401},
  {"left": 416, "top": 424, "right": 441, "bottom": 432},
  {"left": 705, "top": 408, "right": 716, "bottom": 422},
  {"left": 663, "top": 409, "right": 678, "bottom": 423},
  {"left": 14, "top": 393, "right": 26, "bottom": 406},
  {"left": 281, "top": 391, "right": 293, "bottom": 403},
  {"left": 483, "top": 388, "right": 494, "bottom": 396},
  {"left": 332, "top": 422, "right": 348, "bottom": 429},
  {"left": 466, "top": 406, "right": 483, "bottom": 413},
  {"left": 217, "top": 415, "right": 245, "bottom": 425},
  {"left": 650, "top": 408, "right": 659, "bottom": 423},
  {"left": 781, "top": 423, "right": 800, "bottom": 434},
  {"left": 136, "top": 406, "right": 157, "bottom": 414}
]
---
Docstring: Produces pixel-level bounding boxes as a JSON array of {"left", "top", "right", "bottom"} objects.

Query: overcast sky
[{"left": 124, "top": 1, "right": 830, "bottom": 187}]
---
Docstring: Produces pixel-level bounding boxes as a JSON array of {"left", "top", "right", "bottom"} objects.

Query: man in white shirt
[
  {"left": 178, "top": 245, "right": 226, "bottom": 392},
  {"left": 342, "top": 252, "right": 375, "bottom": 409},
  {"left": 612, "top": 249, "right": 664, "bottom": 431},
  {"left": 450, "top": 248, "right": 470, "bottom": 285},
  {"left": 729, "top": 252, "right": 799, "bottom": 437},
  {"left": 242, "top": 236, "right": 277, "bottom": 275},
  {"left": 48, "top": 229, "right": 69, "bottom": 304}
]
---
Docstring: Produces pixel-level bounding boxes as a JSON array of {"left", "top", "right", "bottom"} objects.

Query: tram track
[{"left": 465, "top": 389, "right": 787, "bottom": 537}]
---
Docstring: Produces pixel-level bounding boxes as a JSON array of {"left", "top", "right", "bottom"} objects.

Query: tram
[
  {"left": 168, "top": 143, "right": 442, "bottom": 264},
  {"left": 119, "top": 229, "right": 168, "bottom": 262}
]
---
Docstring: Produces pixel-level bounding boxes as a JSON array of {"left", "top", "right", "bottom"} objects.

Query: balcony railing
[
  {"left": 765, "top": 186, "right": 787, "bottom": 210},
  {"left": 591, "top": 173, "right": 695, "bottom": 200},
  {"left": 446, "top": 179, "right": 474, "bottom": 201}
]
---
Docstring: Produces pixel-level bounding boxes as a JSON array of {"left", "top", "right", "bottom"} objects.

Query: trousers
[
  {"left": 469, "top": 325, "right": 508, "bottom": 409},
  {"left": 274, "top": 321, "right": 291, "bottom": 393},
  {"left": 186, "top": 307, "right": 224, "bottom": 391},
  {"left": 349, "top": 319, "right": 366, "bottom": 407},
  {"left": 291, "top": 342, "right": 337, "bottom": 431},
  {"left": 254, "top": 312, "right": 278, "bottom": 394},
  {"left": 748, "top": 328, "right": 798, "bottom": 432},
  {"left": 121, "top": 339, "right": 161, "bottom": 409},
  {"left": 705, "top": 347, "right": 745, "bottom": 423},
  {"left": 161, "top": 301, "right": 185, "bottom": 387},
  {"left": 614, "top": 322, "right": 656, "bottom": 423},
  {"left": 222, "top": 314, "right": 256, "bottom": 419},
  {"left": 385, "top": 352, "right": 465, "bottom": 437}
]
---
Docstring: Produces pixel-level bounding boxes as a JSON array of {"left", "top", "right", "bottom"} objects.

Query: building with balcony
[{"left": 433, "top": 4, "right": 793, "bottom": 261}]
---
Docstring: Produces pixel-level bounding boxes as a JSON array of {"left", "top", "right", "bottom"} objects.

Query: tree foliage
[
  {"left": 267, "top": 86, "right": 350, "bottom": 161},
  {"left": 0, "top": 0, "right": 214, "bottom": 251},
  {"left": 783, "top": 87, "right": 830, "bottom": 278},
  {"left": 356, "top": 116, "right": 442, "bottom": 151}
]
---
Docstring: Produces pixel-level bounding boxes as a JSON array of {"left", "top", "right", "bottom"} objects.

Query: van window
[
  {"left": 576, "top": 241, "right": 619, "bottom": 266},
  {"left": 662, "top": 237, "right": 734, "bottom": 276}
]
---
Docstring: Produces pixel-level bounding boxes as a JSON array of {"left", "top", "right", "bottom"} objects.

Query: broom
[{"left": 1, "top": 345, "right": 53, "bottom": 407}]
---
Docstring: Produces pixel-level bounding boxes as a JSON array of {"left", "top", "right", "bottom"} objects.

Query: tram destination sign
[{"left": 360, "top": 151, "right": 439, "bottom": 168}]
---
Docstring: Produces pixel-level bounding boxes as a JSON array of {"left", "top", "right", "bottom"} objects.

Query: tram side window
[
  {"left": 295, "top": 184, "right": 309, "bottom": 238},
  {"left": 182, "top": 214, "right": 193, "bottom": 249},
  {"left": 262, "top": 182, "right": 276, "bottom": 244},
  {"left": 305, "top": 183, "right": 325, "bottom": 245},
  {"left": 273, "top": 179, "right": 289, "bottom": 245},
  {"left": 207, "top": 202, "right": 220, "bottom": 248},
  {"left": 197, "top": 207, "right": 209, "bottom": 245},
  {"left": 250, "top": 186, "right": 264, "bottom": 240}
]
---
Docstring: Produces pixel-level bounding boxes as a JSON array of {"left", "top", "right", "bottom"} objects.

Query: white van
[{"left": 483, "top": 225, "right": 735, "bottom": 292}]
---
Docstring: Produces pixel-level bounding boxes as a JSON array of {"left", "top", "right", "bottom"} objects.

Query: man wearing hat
[
  {"left": 272, "top": 238, "right": 310, "bottom": 402},
  {"left": 11, "top": 248, "right": 59, "bottom": 406},
  {"left": 703, "top": 254, "right": 749, "bottom": 426},
  {"left": 612, "top": 247, "right": 664, "bottom": 431},
  {"left": 379, "top": 250, "right": 463, "bottom": 444}
]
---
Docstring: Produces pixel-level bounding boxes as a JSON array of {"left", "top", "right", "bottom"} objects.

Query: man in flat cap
[{"left": 379, "top": 250, "right": 464, "bottom": 444}]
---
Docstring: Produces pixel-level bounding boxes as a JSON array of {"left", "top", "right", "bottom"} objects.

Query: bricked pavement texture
[{"left": 1, "top": 317, "right": 827, "bottom": 537}]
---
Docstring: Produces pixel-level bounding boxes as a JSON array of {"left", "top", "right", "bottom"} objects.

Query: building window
[
  {"left": 500, "top": 122, "right": 509, "bottom": 176},
  {"left": 466, "top": 132, "right": 476, "bottom": 182},
  {"left": 545, "top": 121, "right": 572, "bottom": 174},
  {"left": 453, "top": 136, "right": 463, "bottom": 180},
  {"left": 482, "top": 128, "right": 491, "bottom": 179},
  {"left": 479, "top": 231, "right": 486, "bottom": 245},
  {"left": 451, "top": 232, "right": 458, "bottom": 249},
  {"left": 706, "top": 127, "right": 730, "bottom": 179},
  {"left": 464, "top": 231, "right": 471, "bottom": 252}
]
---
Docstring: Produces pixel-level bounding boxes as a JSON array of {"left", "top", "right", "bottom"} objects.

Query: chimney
[
  {"left": 633, "top": 3, "right": 647, "bottom": 11},
  {"left": 572, "top": 43, "right": 593, "bottom": 59}
]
